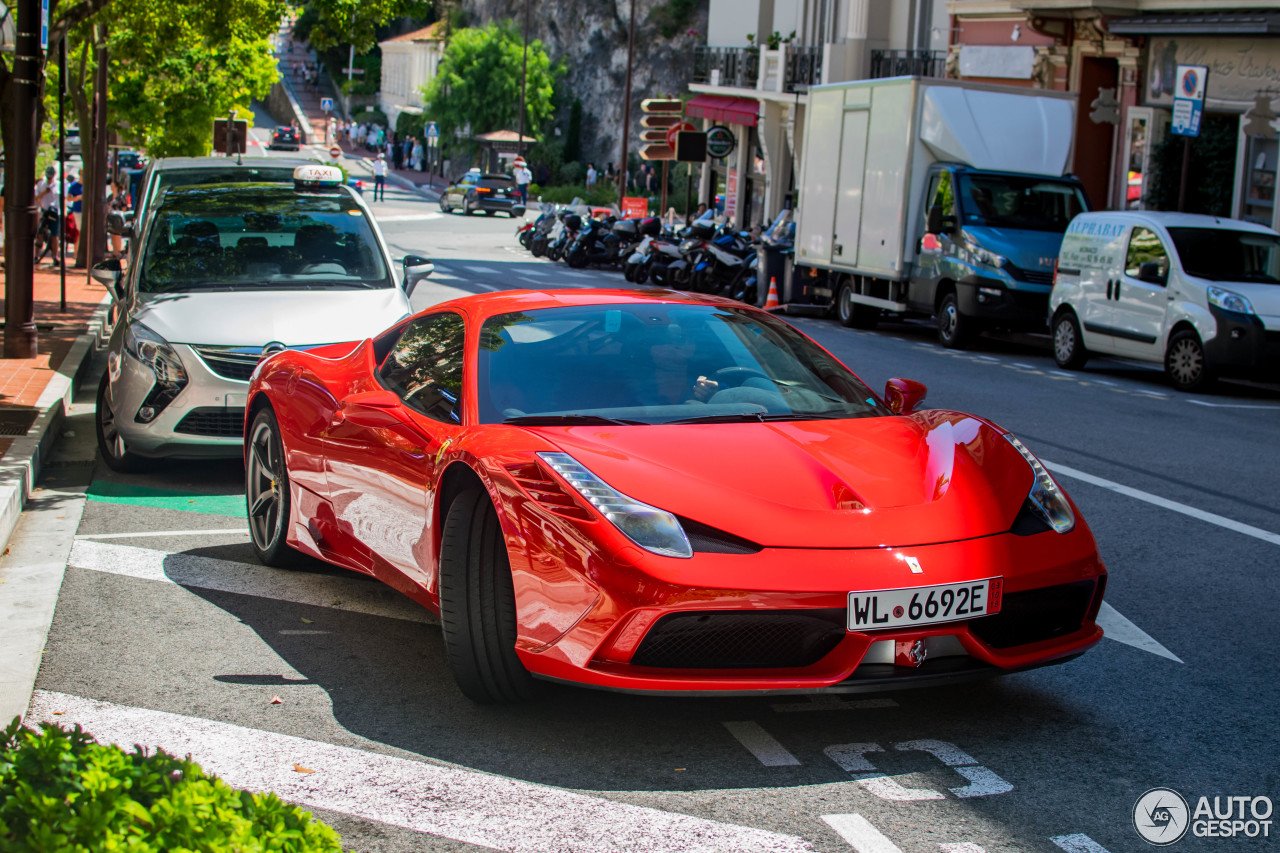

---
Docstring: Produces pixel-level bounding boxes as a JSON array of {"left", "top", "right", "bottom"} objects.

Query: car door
[
  {"left": 1073, "top": 220, "right": 1132, "bottom": 355},
  {"left": 1110, "top": 225, "right": 1172, "bottom": 357},
  {"left": 324, "top": 312, "right": 465, "bottom": 587},
  {"left": 909, "top": 168, "right": 957, "bottom": 312}
]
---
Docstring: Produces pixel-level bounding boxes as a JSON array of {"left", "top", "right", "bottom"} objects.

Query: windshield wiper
[
  {"left": 665, "top": 412, "right": 767, "bottom": 424},
  {"left": 503, "top": 414, "right": 646, "bottom": 426}
]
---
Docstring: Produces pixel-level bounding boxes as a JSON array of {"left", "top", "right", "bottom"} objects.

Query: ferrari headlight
[
  {"left": 123, "top": 322, "right": 188, "bottom": 422},
  {"left": 1004, "top": 434, "right": 1074, "bottom": 534},
  {"left": 538, "top": 452, "right": 693, "bottom": 559},
  {"left": 1206, "top": 286, "right": 1255, "bottom": 315}
]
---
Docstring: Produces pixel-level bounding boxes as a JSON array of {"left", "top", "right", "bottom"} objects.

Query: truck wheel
[
  {"left": 1052, "top": 310, "right": 1089, "bottom": 370},
  {"left": 937, "top": 291, "right": 972, "bottom": 349},
  {"left": 1165, "top": 329, "right": 1215, "bottom": 392}
]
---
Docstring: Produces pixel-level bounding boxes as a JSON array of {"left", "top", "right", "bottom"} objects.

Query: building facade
[{"left": 378, "top": 22, "right": 446, "bottom": 130}]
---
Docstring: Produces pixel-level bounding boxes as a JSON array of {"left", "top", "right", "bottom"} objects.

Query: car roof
[
  {"left": 155, "top": 183, "right": 358, "bottom": 213},
  {"left": 146, "top": 155, "right": 316, "bottom": 171},
  {"left": 419, "top": 288, "right": 759, "bottom": 323},
  {"left": 1072, "top": 210, "right": 1280, "bottom": 236}
]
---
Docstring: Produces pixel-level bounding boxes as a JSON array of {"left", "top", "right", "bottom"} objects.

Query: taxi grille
[
  {"left": 968, "top": 580, "right": 1096, "bottom": 649},
  {"left": 632, "top": 609, "right": 846, "bottom": 669},
  {"left": 191, "top": 346, "right": 261, "bottom": 382},
  {"left": 175, "top": 408, "right": 245, "bottom": 438}
]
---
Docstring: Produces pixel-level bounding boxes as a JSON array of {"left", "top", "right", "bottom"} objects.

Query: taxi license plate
[{"left": 848, "top": 578, "right": 1002, "bottom": 630}]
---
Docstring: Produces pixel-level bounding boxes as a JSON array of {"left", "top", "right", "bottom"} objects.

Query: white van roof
[{"left": 1071, "top": 210, "right": 1280, "bottom": 236}]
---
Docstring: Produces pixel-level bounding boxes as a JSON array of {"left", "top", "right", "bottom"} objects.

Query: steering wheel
[{"left": 712, "top": 366, "right": 770, "bottom": 387}]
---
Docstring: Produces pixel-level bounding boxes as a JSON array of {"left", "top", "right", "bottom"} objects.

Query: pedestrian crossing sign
[{"left": 321, "top": 98, "right": 334, "bottom": 112}]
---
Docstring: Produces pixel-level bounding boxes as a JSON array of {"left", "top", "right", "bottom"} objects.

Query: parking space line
[
  {"left": 1044, "top": 460, "right": 1280, "bottom": 547},
  {"left": 822, "top": 814, "right": 903, "bottom": 853},
  {"left": 463, "top": 266, "right": 501, "bottom": 275},
  {"left": 938, "top": 845, "right": 987, "bottom": 853},
  {"left": 75, "top": 528, "right": 249, "bottom": 540},
  {"left": 1050, "top": 834, "right": 1112, "bottom": 853},
  {"left": 1096, "top": 602, "right": 1183, "bottom": 662},
  {"left": 29, "top": 692, "right": 818, "bottom": 853},
  {"left": 771, "top": 696, "right": 898, "bottom": 713},
  {"left": 723, "top": 721, "right": 801, "bottom": 766}
]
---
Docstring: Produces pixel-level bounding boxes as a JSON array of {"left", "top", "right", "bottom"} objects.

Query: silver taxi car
[{"left": 92, "top": 164, "right": 434, "bottom": 470}]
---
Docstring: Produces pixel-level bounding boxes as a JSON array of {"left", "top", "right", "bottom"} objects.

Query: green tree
[
  {"left": 421, "top": 21, "right": 560, "bottom": 156},
  {"left": 299, "top": 0, "right": 434, "bottom": 54}
]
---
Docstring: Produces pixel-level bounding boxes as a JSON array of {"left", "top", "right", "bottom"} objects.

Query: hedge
[{"left": 0, "top": 719, "right": 342, "bottom": 852}]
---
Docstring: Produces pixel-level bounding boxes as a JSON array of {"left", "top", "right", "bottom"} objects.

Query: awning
[
  {"left": 1108, "top": 12, "right": 1280, "bottom": 36},
  {"left": 687, "top": 94, "right": 758, "bottom": 128}
]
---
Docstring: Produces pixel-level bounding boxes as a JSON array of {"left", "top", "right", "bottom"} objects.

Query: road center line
[
  {"left": 1050, "top": 834, "right": 1112, "bottom": 853},
  {"left": 822, "top": 814, "right": 903, "bottom": 853},
  {"left": 68, "top": 539, "right": 432, "bottom": 624},
  {"left": 722, "top": 721, "right": 801, "bottom": 766},
  {"left": 1043, "top": 460, "right": 1280, "bottom": 548},
  {"left": 28, "top": 691, "right": 817, "bottom": 853}
]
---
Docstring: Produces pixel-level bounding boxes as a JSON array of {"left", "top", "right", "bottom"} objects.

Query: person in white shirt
[
  {"left": 372, "top": 153, "right": 388, "bottom": 202},
  {"left": 34, "top": 166, "right": 61, "bottom": 265},
  {"left": 513, "top": 157, "right": 532, "bottom": 206},
  {"left": 585, "top": 162, "right": 597, "bottom": 191}
]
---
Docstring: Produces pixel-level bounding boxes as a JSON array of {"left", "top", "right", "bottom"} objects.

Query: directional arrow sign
[
  {"left": 640, "top": 144, "right": 675, "bottom": 161},
  {"left": 641, "top": 115, "right": 685, "bottom": 129},
  {"left": 641, "top": 129, "right": 672, "bottom": 143}
]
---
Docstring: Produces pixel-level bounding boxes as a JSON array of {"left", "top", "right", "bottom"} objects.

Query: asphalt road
[{"left": 19, "top": 152, "right": 1280, "bottom": 853}]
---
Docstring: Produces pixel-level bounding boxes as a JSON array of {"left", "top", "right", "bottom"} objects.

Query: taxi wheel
[
  {"left": 246, "top": 407, "right": 307, "bottom": 568},
  {"left": 485, "top": 210, "right": 496, "bottom": 217},
  {"left": 439, "top": 487, "right": 537, "bottom": 704},
  {"left": 95, "top": 374, "right": 148, "bottom": 473},
  {"left": 1052, "top": 309, "right": 1089, "bottom": 370},
  {"left": 1165, "top": 329, "right": 1215, "bottom": 392}
]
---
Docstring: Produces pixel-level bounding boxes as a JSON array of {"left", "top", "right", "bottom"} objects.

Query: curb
[{"left": 0, "top": 299, "right": 109, "bottom": 553}]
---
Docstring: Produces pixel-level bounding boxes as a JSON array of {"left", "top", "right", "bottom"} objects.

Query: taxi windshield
[
  {"left": 139, "top": 185, "right": 389, "bottom": 293},
  {"left": 477, "top": 304, "right": 889, "bottom": 425}
]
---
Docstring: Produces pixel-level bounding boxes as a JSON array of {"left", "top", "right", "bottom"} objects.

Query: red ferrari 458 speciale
[{"left": 244, "top": 288, "right": 1106, "bottom": 702}]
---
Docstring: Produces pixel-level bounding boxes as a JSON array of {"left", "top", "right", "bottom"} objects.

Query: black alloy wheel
[{"left": 246, "top": 407, "right": 306, "bottom": 568}]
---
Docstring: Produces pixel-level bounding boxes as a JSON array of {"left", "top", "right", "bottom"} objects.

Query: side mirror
[
  {"left": 884, "top": 378, "right": 928, "bottom": 414},
  {"left": 337, "top": 389, "right": 401, "bottom": 428},
  {"left": 402, "top": 254, "right": 434, "bottom": 297},
  {"left": 91, "top": 258, "right": 126, "bottom": 302},
  {"left": 106, "top": 210, "right": 133, "bottom": 238},
  {"left": 1137, "top": 261, "right": 1165, "bottom": 285},
  {"left": 926, "top": 204, "right": 955, "bottom": 236}
]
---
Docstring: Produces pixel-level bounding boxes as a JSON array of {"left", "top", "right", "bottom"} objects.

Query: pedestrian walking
[
  {"left": 108, "top": 179, "right": 129, "bottom": 258},
  {"left": 586, "top": 162, "right": 597, "bottom": 191},
  {"left": 34, "top": 166, "right": 61, "bottom": 265},
  {"left": 412, "top": 138, "right": 424, "bottom": 172},
  {"left": 392, "top": 134, "right": 404, "bottom": 170},
  {"left": 66, "top": 170, "right": 83, "bottom": 256},
  {"left": 513, "top": 156, "right": 532, "bottom": 206},
  {"left": 372, "top": 153, "right": 388, "bottom": 202}
]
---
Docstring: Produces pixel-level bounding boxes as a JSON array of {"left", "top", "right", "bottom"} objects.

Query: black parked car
[
  {"left": 269, "top": 126, "right": 302, "bottom": 151},
  {"left": 440, "top": 172, "right": 526, "bottom": 217}
]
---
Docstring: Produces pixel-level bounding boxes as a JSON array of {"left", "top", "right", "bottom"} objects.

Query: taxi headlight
[
  {"left": 124, "top": 322, "right": 188, "bottom": 421},
  {"left": 1206, "top": 286, "right": 1255, "bottom": 315},
  {"left": 538, "top": 452, "right": 693, "bottom": 559},
  {"left": 1004, "top": 434, "right": 1074, "bottom": 534}
]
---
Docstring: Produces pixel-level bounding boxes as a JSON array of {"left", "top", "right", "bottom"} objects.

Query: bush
[
  {"left": 536, "top": 183, "right": 619, "bottom": 207},
  {"left": 0, "top": 719, "right": 342, "bottom": 852},
  {"left": 351, "top": 107, "right": 389, "bottom": 127}
]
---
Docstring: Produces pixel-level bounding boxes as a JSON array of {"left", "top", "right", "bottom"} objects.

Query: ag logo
[{"left": 1134, "top": 787, "right": 1190, "bottom": 846}]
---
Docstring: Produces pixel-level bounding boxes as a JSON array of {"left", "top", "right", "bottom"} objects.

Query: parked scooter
[
  {"left": 546, "top": 211, "right": 583, "bottom": 262},
  {"left": 689, "top": 223, "right": 757, "bottom": 297}
]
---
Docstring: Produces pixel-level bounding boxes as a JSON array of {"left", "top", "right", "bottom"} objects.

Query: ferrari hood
[
  {"left": 539, "top": 412, "right": 1034, "bottom": 549},
  {"left": 133, "top": 288, "right": 411, "bottom": 347}
]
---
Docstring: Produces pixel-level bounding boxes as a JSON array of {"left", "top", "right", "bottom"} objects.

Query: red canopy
[{"left": 686, "top": 94, "right": 758, "bottom": 127}]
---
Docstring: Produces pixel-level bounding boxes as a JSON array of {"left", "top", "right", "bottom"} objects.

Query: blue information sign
[
  {"left": 320, "top": 98, "right": 334, "bottom": 112},
  {"left": 40, "top": 0, "right": 48, "bottom": 50},
  {"left": 425, "top": 122, "right": 440, "bottom": 139}
]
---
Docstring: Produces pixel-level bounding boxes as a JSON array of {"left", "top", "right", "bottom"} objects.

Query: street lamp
[{"left": 516, "top": 0, "right": 530, "bottom": 157}]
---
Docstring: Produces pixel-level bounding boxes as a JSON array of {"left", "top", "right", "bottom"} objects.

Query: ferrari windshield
[
  {"left": 139, "top": 185, "right": 389, "bottom": 293},
  {"left": 477, "top": 303, "right": 889, "bottom": 425}
]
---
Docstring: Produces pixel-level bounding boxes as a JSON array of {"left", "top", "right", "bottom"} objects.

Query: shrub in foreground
[{"left": 0, "top": 718, "right": 342, "bottom": 852}]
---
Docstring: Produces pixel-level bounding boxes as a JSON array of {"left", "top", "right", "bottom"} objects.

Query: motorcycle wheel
[
  {"left": 623, "top": 264, "right": 636, "bottom": 283},
  {"left": 634, "top": 264, "right": 648, "bottom": 285},
  {"left": 567, "top": 248, "right": 588, "bottom": 269},
  {"left": 689, "top": 267, "right": 709, "bottom": 293},
  {"left": 734, "top": 276, "right": 759, "bottom": 305}
]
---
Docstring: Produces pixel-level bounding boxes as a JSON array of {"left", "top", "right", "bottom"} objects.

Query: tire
[
  {"left": 95, "top": 373, "right": 148, "bottom": 473},
  {"left": 937, "top": 290, "right": 972, "bottom": 349},
  {"left": 566, "top": 247, "right": 587, "bottom": 269},
  {"left": 623, "top": 263, "right": 637, "bottom": 283},
  {"left": 1052, "top": 309, "right": 1089, "bottom": 370},
  {"left": 246, "top": 407, "right": 307, "bottom": 568},
  {"left": 1165, "top": 328, "right": 1215, "bottom": 392},
  {"left": 836, "top": 281, "right": 879, "bottom": 329},
  {"left": 440, "top": 199, "right": 451, "bottom": 214},
  {"left": 634, "top": 264, "right": 648, "bottom": 285},
  {"left": 485, "top": 210, "right": 496, "bottom": 217},
  {"left": 438, "top": 487, "right": 537, "bottom": 704}
]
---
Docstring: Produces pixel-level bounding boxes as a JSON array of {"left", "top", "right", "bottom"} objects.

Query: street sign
[
  {"left": 425, "top": 122, "right": 440, "bottom": 139},
  {"left": 706, "top": 125, "right": 736, "bottom": 159},
  {"left": 640, "top": 115, "right": 684, "bottom": 129},
  {"left": 212, "top": 119, "right": 248, "bottom": 154},
  {"left": 1171, "top": 65, "right": 1208, "bottom": 137},
  {"left": 40, "top": 0, "right": 48, "bottom": 50},
  {"left": 665, "top": 122, "right": 695, "bottom": 149},
  {"left": 640, "top": 98, "right": 683, "bottom": 114},
  {"left": 641, "top": 129, "right": 671, "bottom": 143},
  {"left": 675, "top": 131, "right": 707, "bottom": 163},
  {"left": 329, "top": 146, "right": 342, "bottom": 163},
  {"left": 320, "top": 97, "right": 334, "bottom": 112},
  {"left": 725, "top": 168, "right": 739, "bottom": 221},
  {"left": 621, "top": 197, "right": 649, "bottom": 218},
  {"left": 342, "top": 68, "right": 365, "bottom": 76},
  {"left": 639, "top": 144, "right": 675, "bottom": 161}
]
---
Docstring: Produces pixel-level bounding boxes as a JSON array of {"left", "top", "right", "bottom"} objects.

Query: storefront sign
[
  {"left": 958, "top": 45, "right": 1034, "bottom": 80},
  {"left": 1146, "top": 38, "right": 1280, "bottom": 110},
  {"left": 706, "top": 125, "right": 736, "bottom": 160},
  {"left": 621, "top": 197, "right": 649, "bottom": 219},
  {"left": 725, "top": 168, "right": 739, "bottom": 222},
  {"left": 1171, "top": 65, "right": 1207, "bottom": 137}
]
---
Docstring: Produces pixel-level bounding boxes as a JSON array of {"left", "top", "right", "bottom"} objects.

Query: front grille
[
  {"left": 175, "top": 408, "right": 245, "bottom": 438},
  {"left": 632, "top": 609, "right": 846, "bottom": 669},
  {"left": 191, "top": 346, "right": 261, "bottom": 381},
  {"left": 1005, "top": 263, "right": 1055, "bottom": 286},
  {"left": 968, "top": 580, "right": 1096, "bottom": 649}
]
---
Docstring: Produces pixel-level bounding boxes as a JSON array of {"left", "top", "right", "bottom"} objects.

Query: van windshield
[
  {"left": 957, "top": 173, "right": 1089, "bottom": 233},
  {"left": 1166, "top": 228, "right": 1280, "bottom": 284}
]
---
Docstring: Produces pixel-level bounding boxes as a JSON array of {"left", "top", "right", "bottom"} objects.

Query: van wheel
[
  {"left": 1052, "top": 310, "right": 1089, "bottom": 369},
  {"left": 937, "top": 291, "right": 971, "bottom": 349},
  {"left": 1165, "top": 329, "right": 1215, "bottom": 392}
]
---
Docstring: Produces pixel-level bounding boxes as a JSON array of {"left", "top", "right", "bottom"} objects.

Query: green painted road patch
[{"left": 87, "top": 480, "right": 246, "bottom": 518}]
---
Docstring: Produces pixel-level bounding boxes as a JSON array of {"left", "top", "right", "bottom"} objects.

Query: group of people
[
  {"left": 32, "top": 165, "right": 131, "bottom": 266},
  {"left": 582, "top": 161, "right": 661, "bottom": 194},
  {"left": 339, "top": 122, "right": 429, "bottom": 173}
]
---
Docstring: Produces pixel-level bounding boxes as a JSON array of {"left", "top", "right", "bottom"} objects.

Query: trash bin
[{"left": 757, "top": 208, "right": 796, "bottom": 306}]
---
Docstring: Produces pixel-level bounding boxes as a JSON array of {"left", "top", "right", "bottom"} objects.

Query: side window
[
  {"left": 1125, "top": 226, "right": 1170, "bottom": 282},
  {"left": 932, "top": 171, "right": 956, "bottom": 218},
  {"left": 378, "top": 313, "right": 466, "bottom": 423}
]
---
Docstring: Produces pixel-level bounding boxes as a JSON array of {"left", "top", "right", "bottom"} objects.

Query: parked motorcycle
[{"left": 689, "top": 223, "right": 757, "bottom": 299}]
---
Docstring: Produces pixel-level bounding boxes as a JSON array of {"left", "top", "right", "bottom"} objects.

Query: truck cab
[{"left": 912, "top": 165, "right": 1090, "bottom": 347}]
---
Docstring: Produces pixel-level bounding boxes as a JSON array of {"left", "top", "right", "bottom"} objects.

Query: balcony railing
[
  {"left": 692, "top": 46, "right": 760, "bottom": 90},
  {"left": 785, "top": 46, "right": 823, "bottom": 92},
  {"left": 870, "top": 49, "right": 947, "bottom": 80}
]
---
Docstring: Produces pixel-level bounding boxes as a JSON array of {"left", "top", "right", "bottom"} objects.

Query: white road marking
[
  {"left": 29, "top": 691, "right": 818, "bottom": 853},
  {"left": 1050, "top": 370, "right": 1076, "bottom": 377},
  {"left": 1050, "top": 834, "right": 1112, "bottom": 853},
  {"left": 1188, "top": 399, "right": 1280, "bottom": 410},
  {"left": 973, "top": 355, "right": 999, "bottom": 362},
  {"left": 1043, "top": 459, "right": 1280, "bottom": 548},
  {"left": 822, "top": 814, "right": 903, "bottom": 853},
  {"left": 939, "top": 845, "right": 987, "bottom": 853},
  {"left": 722, "top": 722, "right": 801, "bottom": 766},
  {"left": 1090, "top": 378, "right": 1118, "bottom": 386},
  {"left": 1096, "top": 602, "right": 1183, "bottom": 663},
  {"left": 463, "top": 265, "right": 501, "bottom": 275},
  {"left": 67, "top": 540, "right": 432, "bottom": 624},
  {"left": 521, "top": 268, "right": 549, "bottom": 276},
  {"left": 771, "top": 696, "right": 898, "bottom": 713},
  {"left": 75, "top": 528, "right": 249, "bottom": 540},
  {"left": 824, "top": 743, "right": 942, "bottom": 802},
  {"left": 894, "top": 740, "right": 1012, "bottom": 798},
  {"left": 375, "top": 213, "right": 444, "bottom": 223}
]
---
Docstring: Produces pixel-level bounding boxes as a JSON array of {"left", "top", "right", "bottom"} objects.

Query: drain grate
[{"left": 0, "top": 409, "right": 38, "bottom": 437}]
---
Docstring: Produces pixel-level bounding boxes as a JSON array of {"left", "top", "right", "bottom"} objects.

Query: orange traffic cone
[{"left": 763, "top": 276, "right": 781, "bottom": 311}]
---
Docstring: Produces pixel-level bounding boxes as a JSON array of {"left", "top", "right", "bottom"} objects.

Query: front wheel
[
  {"left": 937, "top": 291, "right": 972, "bottom": 349},
  {"left": 246, "top": 407, "right": 307, "bottom": 568},
  {"left": 566, "top": 247, "right": 588, "bottom": 269},
  {"left": 439, "top": 488, "right": 537, "bottom": 704},
  {"left": 1165, "top": 329, "right": 1215, "bottom": 392},
  {"left": 1052, "top": 310, "right": 1089, "bottom": 370},
  {"left": 95, "top": 373, "right": 148, "bottom": 473}
]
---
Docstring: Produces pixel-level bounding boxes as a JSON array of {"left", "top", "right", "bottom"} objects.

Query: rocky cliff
[{"left": 459, "top": 0, "right": 708, "bottom": 167}]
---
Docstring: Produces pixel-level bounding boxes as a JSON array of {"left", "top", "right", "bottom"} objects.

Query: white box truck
[{"left": 787, "top": 76, "right": 1089, "bottom": 347}]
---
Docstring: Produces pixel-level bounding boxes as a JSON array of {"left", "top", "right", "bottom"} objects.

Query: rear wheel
[
  {"left": 438, "top": 488, "right": 537, "bottom": 704},
  {"left": 246, "top": 408, "right": 307, "bottom": 568},
  {"left": 95, "top": 373, "right": 147, "bottom": 473},
  {"left": 837, "top": 282, "right": 880, "bottom": 329},
  {"left": 1165, "top": 329, "right": 1215, "bottom": 392},
  {"left": 937, "top": 291, "right": 972, "bottom": 349},
  {"left": 1052, "top": 309, "right": 1089, "bottom": 370}
]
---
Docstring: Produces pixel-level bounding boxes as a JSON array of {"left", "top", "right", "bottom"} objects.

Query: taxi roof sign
[{"left": 294, "top": 164, "right": 344, "bottom": 188}]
